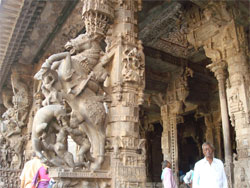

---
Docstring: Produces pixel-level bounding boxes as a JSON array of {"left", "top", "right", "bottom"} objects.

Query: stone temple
[{"left": 0, "top": 0, "right": 249, "bottom": 187}]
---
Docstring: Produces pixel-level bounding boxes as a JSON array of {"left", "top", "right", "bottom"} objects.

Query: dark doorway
[
  {"left": 146, "top": 122, "right": 163, "bottom": 182},
  {"left": 178, "top": 113, "right": 205, "bottom": 174}
]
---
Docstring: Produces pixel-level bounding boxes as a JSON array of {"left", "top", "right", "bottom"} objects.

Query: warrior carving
[{"left": 33, "top": 33, "right": 110, "bottom": 170}]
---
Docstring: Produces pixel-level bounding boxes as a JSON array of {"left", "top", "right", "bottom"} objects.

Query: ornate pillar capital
[
  {"left": 82, "top": 0, "right": 114, "bottom": 38},
  {"left": 206, "top": 61, "right": 227, "bottom": 82}
]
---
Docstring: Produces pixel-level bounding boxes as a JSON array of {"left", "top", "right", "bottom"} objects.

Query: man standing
[
  {"left": 192, "top": 142, "right": 228, "bottom": 188},
  {"left": 184, "top": 164, "right": 194, "bottom": 188},
  {"left": 161, "top": 160, "right": 177, "bottom": 188}
]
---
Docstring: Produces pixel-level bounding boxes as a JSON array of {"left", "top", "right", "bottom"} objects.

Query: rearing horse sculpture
[{"left": 34, "top": 33, "right": 110, "bottom": 170}]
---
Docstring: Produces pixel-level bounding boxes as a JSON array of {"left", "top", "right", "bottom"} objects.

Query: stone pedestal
[{"left": 49, "top": 169, "right": 111, "bottom": 188}]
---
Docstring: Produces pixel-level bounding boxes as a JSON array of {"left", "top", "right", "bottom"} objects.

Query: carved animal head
[{"left": 65, "top": 33, "right": 95, "bottom": 55}]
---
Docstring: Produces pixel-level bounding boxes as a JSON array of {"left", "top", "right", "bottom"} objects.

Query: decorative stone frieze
[{"left": 0, "top": 169, "right": 21, "bottom": 188}]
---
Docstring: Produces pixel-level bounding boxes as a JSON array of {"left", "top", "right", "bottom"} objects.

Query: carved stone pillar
[
  {"left": 207, "top": 61, "right": 232, "bottom": 164},
  {"left": 225, "top": 24, "right": 250, "bottom": 187},
  {"left": 161, "top": 105, "right": 171, "bottom": 162},
  {"left": 160, "top": 105, "right": 182, "bottom": 180},
  {"left": 208, "top": 62, "right": 233, "bottom": 187},
  {"left": 158, "top": 69, "right": 190, "bottom": 181},
  {"left": 106, "top": 0, "right": 146, "bottom": 187},
  {"left": 169, "top": 114, "right": 182, "bottom": 178}
]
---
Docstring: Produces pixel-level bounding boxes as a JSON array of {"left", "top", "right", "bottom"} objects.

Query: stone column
[
  {"left": 106, "top": 0, "right": 146, "bottom": 187},
  {"left": 206, "top": 61, "right": 234, "bottom": 187},
  {"left": 207, "top": 61, "right": 232, "bottom": 165},
  {"left": 160, "top": 104, "right": 182, "bottom": 181},
  {"left": 161, "top": 105, "right": 171, "bottom": 162},
  {"left": 159, "top": 69, "right": 190, "bottom": 180},
  {"left": 214, "top": 122, "right": 222, "bottom": 159},
  {"left": 204, "top": 115, "right": 215, "bottom": 145},
  {"left": 169, "top": 114, "right": 181, "bottom": 178},
  {"left": 224, "top": 23, "right": 250, "bottom": 187}
]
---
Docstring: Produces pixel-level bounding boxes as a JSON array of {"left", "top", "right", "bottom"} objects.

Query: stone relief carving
[
  {"left": 122, "top": 46, "right": 145, "bottom": 85},
  {"left": 234, "top": 164, "right": 250, "bottom": 188},
  {"left": 33, "top": 27, "right": 112, "bottom": 171},
  {"left": 1, "top": 73, "right": 30, "bottom": 139},
  {"left": 0, "top": 67, "right": 31, "bottom": 170}
]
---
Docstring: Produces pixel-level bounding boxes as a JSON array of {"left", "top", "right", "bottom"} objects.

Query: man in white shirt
[
  {"left": 184, "top": 166, "right": 194, "bottom": 188},
  {"left": 192, "top": 142, "right": 228, "bottom": 188}
]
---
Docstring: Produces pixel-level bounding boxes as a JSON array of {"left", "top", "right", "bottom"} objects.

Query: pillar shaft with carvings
[
  {"left": 160, "top": 105, "right": 181, "bottom": 180},
  {"left": 106, "top": 0, "right": 146, "bottom": 187},
  {"left": 161, "top": 105, "right": 171, "bottom": 162},
  {"left": 160, "top": 105, "right": 181, "bottom": 176},
  {"left": 159, "top": 69, "right": 190, "bottom": 180},
  {"left": 224, "top": 22, "right": 250, "bottom": 187}
]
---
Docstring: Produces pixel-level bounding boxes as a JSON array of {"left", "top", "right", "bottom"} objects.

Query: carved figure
[
  {"left": 34, "top": 33, "right": 110, "bottom": 170},
  {"left": 0, "top": 136, "right": 11, "bottom": 168},
  {"left": 0, "top": 74, "right": 29, "bottom": 142},
  {"left": 11, "top": 73, "right": 29, "bottom": 127},
  {"left": 40, "top": 69, "right": 61, "bottom": 106},
  {"left": 65, "top": 124, "right": 92, "bottom": 164},
  {"left": 1, "top": 107, "right": 21, "bottom": 138},
  {"left": 32, "top": 104, "right": 67, "bottom": 162},
  {"left": 237, "top": 167, "right": 250, "bottom": 188},
  {"left": 42, "top": 128, "right": 77, "bottom": 168},
  {"left": 122, "top": 47, "right": 144, "bottom": 83}
]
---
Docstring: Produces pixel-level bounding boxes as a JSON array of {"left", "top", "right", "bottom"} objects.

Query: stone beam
[{"left": 144, "top": 46, "right": 216, "bottom": 84}]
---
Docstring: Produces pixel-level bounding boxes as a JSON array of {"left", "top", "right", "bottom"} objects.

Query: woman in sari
[{"left": 31, "top": 164, "right": 50, "bottom": 188}]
